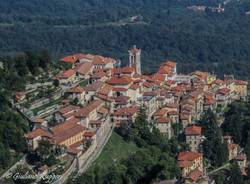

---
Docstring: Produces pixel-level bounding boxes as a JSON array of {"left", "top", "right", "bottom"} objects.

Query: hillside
[
  {"left": 1, "top": 0, "right": 250, "bottom": 77},
  {"left": 85, "top": 132, "right": 140, "bottom": 174},
  {"left": 68, "top": 112, "right": 181, "bottom": 184}
]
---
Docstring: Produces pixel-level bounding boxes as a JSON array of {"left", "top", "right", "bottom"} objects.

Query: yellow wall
[{"left": 59, "top": 132, "right": 84, "bottom": 147}]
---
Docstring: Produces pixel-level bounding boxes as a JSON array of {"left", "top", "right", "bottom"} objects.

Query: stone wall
[{"left": 52, "top": 158, "right": 77, "bottom": 184}]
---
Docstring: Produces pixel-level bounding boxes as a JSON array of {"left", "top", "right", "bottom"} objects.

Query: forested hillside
[
  {"left": 0, "top": 50, "right": 54, "bottom": 174},
  {"left": 1, "top": 0, "right": 250, "bottom": 77}
]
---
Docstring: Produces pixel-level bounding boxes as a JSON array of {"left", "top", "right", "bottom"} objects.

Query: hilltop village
[{"left": 14, "top": 46, "right": 248, "bottom": 183}]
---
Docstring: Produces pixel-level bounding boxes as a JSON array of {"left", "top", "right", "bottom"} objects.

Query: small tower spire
[{"left": 128, "top": 45, "right": 141, "bottom": 75}]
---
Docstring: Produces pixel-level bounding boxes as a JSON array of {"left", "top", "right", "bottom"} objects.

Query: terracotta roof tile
[
  {"left": 121, "top": 66, "right": 135, "bottom": 74},
  {"left": 185, "top": 125, "right": 202, "bottom": 135},
  {"left": 228, "top": 143, "right": 238, "bottom": 150},
  {"left": 129, "top": 83, "right": 140, "bottom": 90},
  {"left": 84, "top": 131, "right": 96, "bottom": 138},
  {"left": 67, "top": 86, "right": 85, "bottom": 93},
  {"left": 61, "top": 53, "right": 87, "bottom": 64},
  {"left": 75, "top": 100, "right": 103, "bottom": 118},
  {"left": 113, "top": 106, "right": 138, "bottom": 116},
  {"left": 216, "top": 88, "right": 230, "bottom": 95},
  {"left": 24, "top": 128, "right": 52, "bottom": 139},
  {"left": 56, "top": 69, "right": 76, "bottom": 79},
  {"left": 177, "top": 151, "right": 203, "bottom": 168},
  {"left": 84, "top": 81, "right": 104, "bottom": 92},
  {"left": 157, "top": 117, "right": 171, "bottom": 123},
  {"left": 234, "top": 80, "right": 248, "bottom": 85},
  {"left": 107, "top": 76, "right": 133, "bottom": 85},
  {"left": 187, "top": 169, "right": 203, "bottom": 182},
  {"left": 75, "top": 62, "right": 93, "bottom": 75}
]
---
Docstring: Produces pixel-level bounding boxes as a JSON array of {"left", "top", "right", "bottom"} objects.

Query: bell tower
[{"left": 128, "top": 45, "right": 141, "bottom": 75}]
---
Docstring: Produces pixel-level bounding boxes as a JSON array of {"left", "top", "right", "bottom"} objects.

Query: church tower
[{"left": 128, "top": 45, "right": 141, "bottom": 75}]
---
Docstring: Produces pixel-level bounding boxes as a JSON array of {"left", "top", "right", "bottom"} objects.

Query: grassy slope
[{"left": 89, "top": 132, "right": 139, "bottom": 170}]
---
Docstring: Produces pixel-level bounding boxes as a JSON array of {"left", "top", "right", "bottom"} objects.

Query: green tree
[
  {"left": 199, "top": 109, "right": 228, "bottom": 166},
  {"left": 38, "top": 49, "right": 52, "bottom": 69},
  {"left": 226, "top": 163, "right": 243, "bottom": 184}
]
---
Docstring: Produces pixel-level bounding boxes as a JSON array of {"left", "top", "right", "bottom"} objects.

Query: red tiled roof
[
  {"left": 54, "top": 125, "right": 85, "bottom": 144},
  {"left": 91, "top": 70, "right": 106, "bottom": 79},
  {"left": 52, "top": 117, "right": 80, "bottom": 134},
  {"left": 57, "top": 69, "right": 76, "bottom": 79},
  {"left": 84, "top": 131, "right": 96, "bottom": 138},
  {"left": 150, "top": 73, "right": 166, "bottom": 82},
  {"left": 178, "top": 151, "right": 203, "bottom": 168},
  {"left": 24, "top": 128, "right": 52, "bottom": 139},
  {"left": 98, "top": 106, "right": 109, "bottom": 114},
  {"left": 84, "top": 81, "right": 104, "bottom": 92},
  {"left": 234, "top": 80, "right": 248, "bottom": 85},
  {"left": 107, "top": 76, "right": 133, "bottom": 85},
  {"left": 75, "top": 100, "right": 103, "bottom": 118},
  {"left": 157, "top": 65, "right": 172, "bottom": 75},
  {"left": 185, "top": 125, "right": 202, "bottom": 135},
  {"left": 143, "top": 81, "right": 154, "bottom": 88},
  {"left": 58, "top": 105, "right": 80, "bottom": 114},
  {"left": 187, "top": 169, "right": 203, "bottom": 182},
  {"left": 92, "top": 55, "right": 115, "bottom": 65},
  {"left": 212, "top": 79, "right": 224, "bottom": 85},
  {"left": 204, "top": 96, "right": 216, "bottom": 105},
  {"left": 114, "top": 95, "right": 130, "bottom": 103},
  {"left": 113, "top": 87, "right": 128, "bottom": 92},
  {"left": 157, "top": 117, "right": 171, "bottom": 123},
  {"left": 228, "top": 143, "right": 238, "bottom": 150},
  {"left": 166, "top": 80, "right": 176, "bottom": 86},
  {"left": 75, "top": 62, "right": 93, "bottom": 75},
  {"left": 69, "top": 140, "right": 84, "bottom": 150},
  {"left": 61, "top": 53, "right": 87, "bottom": 64},
  {"left": 98, "top": 84, "right": 113, "bottom": 96},
  {"left": 168, "top": 110, "right": 179, "bottom": 115},
  {"left": 15, "top": 91, "right": 26, "bottom": 100},
  {"left": 154, "top": 108, "right": 169, "bottom": 116},
  {"left": 67, "top": 86, "right": 85, "bottom": 93},
  {"left": 129, "top": 83, "right": 140, "bottom": 90},
  {"left": 216, "top": 88, "right": 230, "bottom": 95},
  {"left": 121, "top": 66, "right": 135, "bottom": 74},
  {"left": 113, "top": 106, "right": 138, "bottom": 116}
]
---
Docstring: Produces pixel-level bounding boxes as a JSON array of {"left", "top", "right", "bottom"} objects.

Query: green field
[{"left": 89, "top": 132, "right": 140, "bottom": 170}]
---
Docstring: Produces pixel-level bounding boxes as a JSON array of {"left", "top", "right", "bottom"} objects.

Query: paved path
[
  {"left": 77, "top": 124, "right": 114, "bottom": 176},
  {"left": 207, "top": 163, "right": 230, "bottom": 176},
  {"left": 0, "top": 155, "right": 26, "bottom": 181}
]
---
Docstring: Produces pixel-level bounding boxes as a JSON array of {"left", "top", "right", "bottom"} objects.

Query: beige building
[
  {"left": 112, "top": 106, "right": 139, "bottom": 123},
  {"left": 177, "top": 151, "right": 203, "bottom": 181},
  {"left": 54, "top": 69, "right": 77, "bottom": 85},
  {"left": 155, "top": 117, "right": 173, "bottom": 139},
  {"left": 66, "top": 86, "right": 86, "bottom": 103},
  {"left": 24, "top": 117, "right": 85, "bottom": 150},
  {"left": 185, "top": 125, "right": 203, "bottom": 152}
]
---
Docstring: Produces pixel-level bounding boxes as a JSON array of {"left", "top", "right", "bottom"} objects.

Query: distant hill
[{"left": 1, "top": 0, "right": 250, "bottom": 78}]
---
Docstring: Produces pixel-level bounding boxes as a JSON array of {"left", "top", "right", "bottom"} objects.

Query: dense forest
[{"left": 0, "top": 0, "right": 250, "bottom": 77}]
